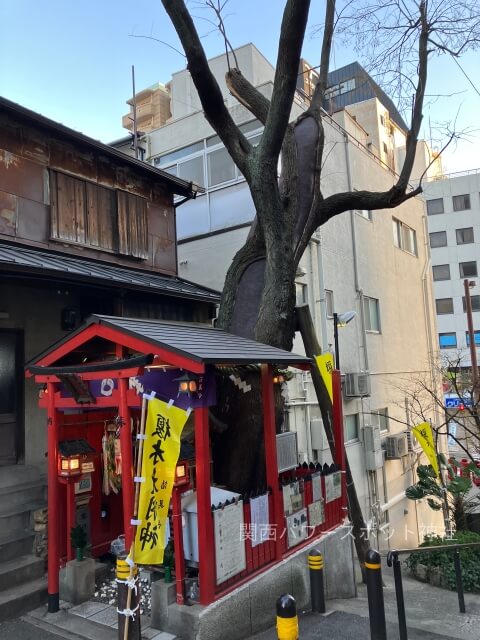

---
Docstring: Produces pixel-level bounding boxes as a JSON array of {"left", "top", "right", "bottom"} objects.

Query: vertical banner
[
  {"left": 134, "top": 398, "right": 189, "bottom": 564},
  {"left": 315, "top": 353, "right": 334, "bottom": 402},
  {"left": 412, "top": 422, "right": 440, "bottom": 477}
]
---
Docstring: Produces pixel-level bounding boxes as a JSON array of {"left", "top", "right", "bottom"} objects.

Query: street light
[{"left": 333, "top": 310, "right": 357, "bottom": 370}]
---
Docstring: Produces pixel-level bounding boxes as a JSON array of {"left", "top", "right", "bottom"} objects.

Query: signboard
[
  {"left": 286, "top": 508, "right": 308, "bottom": 547},
  {"left": 282, "top": 481, "right": 302, "bottom": 516},
  {"left": 312, "top": 471, "right": 322, "bottom": 503},
  {"left": 445, "top": 397, "right": 473, "bottom": 409},
  {"left": 250, "top": 494, "right": 270, "bottom": 548},
  {"left": 214, "top": 500, "right": 246, "bottom": 585},
  {"left": 308, "top": 500, "right": 325, "bottom": 528},
  {"left": 325, "top": 472, "right": 342, "bottom": 503}
]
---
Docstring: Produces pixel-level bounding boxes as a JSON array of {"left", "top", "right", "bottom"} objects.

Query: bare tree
[{"left": 160, "top": 0, "right": 480, "bottom": 564}]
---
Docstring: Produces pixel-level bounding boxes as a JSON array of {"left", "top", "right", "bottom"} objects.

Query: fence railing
[{"left": 384, "top": 541, "right": 480, "bottom": 640}]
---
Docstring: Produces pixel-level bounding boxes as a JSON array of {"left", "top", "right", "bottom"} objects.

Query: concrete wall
[
  {"left": 0, "top": 282, "right": 77, "bottom": 469},
  {"left": 157, "top": 526, "right": 355, "bottom": 640}
]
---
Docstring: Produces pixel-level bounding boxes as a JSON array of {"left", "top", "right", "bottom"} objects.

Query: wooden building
[{"left": 0, "top": 97, "right": 219, "bottom": 611}]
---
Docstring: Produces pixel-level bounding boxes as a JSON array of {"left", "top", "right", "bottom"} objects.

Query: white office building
[{"left": 115, "top": 44, "right": 445, "bottom": 547}]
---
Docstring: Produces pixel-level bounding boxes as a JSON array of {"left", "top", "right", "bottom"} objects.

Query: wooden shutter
[
  {"left": 86, "top": 182, "right": 115, "bottom": 250},
  {"left": 117, "top": 191, "right": 148, "bottom": 259},
  {"left": 50, "top": 171, "right": 86, "bottom": 244}
]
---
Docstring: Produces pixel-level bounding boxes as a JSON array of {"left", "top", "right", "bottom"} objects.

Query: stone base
[
  {"left": 60, "top": 558, "right": 95, "bottom": 605},
  {"left": 151, "top": 525, "right": 355, "bottom": 640}
]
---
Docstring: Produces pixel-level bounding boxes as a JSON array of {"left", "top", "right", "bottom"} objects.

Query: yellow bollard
[
  {"left": 308, "top": 549, "right": 325, "bottom": 613},
  {"left": 276, "top": 593, "right": 299, "bottom": 640}
]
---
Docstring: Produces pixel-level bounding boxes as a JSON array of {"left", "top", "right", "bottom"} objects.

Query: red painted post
[
  {"left": 261, "top": 364, "right": 284, "bottom": 561},
  {"left": 118, "top": 376, "right": 134, "bottom": 550},
  {"left": 194, "top": 407, "right": 215, "bottom": 605},
  {"left": 171, "top": 486, "right": 186, "bottom": 604},
  {"left": 332, "top": 370, "right": 347, "bottom": 512},
  {"left": 66, "top": 480, "right": 76, "bottom": 561},
  {"left": 47, "top": 381, "right": 60, "bottom": 613}
]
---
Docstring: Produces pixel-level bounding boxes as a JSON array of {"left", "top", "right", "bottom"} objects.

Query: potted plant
[
  {"left": 70, "top": 525, "right": 87, "bottom": 561},
  {"left": 163, "top": 539, "right": 174, "bottom": 583}
]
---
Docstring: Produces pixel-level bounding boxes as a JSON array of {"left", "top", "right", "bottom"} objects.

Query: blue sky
[{"left": 1, "top": 0, "right": 478, "bottom": 173}]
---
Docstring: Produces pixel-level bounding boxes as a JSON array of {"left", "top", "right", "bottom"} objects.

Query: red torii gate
[{"left": 27, "top": 314, "right": 318, "bottom": 612}]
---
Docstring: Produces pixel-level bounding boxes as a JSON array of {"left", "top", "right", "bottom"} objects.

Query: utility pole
[
  {"left": 131, "top": 65, "right": 139, "bottom": 160},
  {"left": 464, "top": 279, "right": 478, "bottom": 389}
]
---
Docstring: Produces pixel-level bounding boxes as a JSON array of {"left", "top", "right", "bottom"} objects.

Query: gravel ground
[{"left": 92, "top": 567, "right": 153, "bottom": 616}]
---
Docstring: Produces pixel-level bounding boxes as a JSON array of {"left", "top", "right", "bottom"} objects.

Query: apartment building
[
  {"left": 424, "top": 169, "right": 480, "bottom": 364},
  {"left": 116, "top": 44, "right": 444, "bottom": 547}
]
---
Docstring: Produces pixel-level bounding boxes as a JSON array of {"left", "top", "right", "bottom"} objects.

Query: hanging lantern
[
  {"left": 174, "top": 460, "right": 190, "bottom": 487},
  {"left": 174, "top": 371, "right": 199, "bottom": 396}
]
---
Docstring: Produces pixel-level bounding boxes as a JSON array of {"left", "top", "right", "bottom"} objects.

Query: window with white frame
[
  {"left": 325, "top": 290, "right": 334, "bottom": 317},
  {"left": 295, "top": 282, "right": 308, "bottom": 305},
  {"left": 357, "top": 209, "right": 372, "bottom": 220},
  {"left": 153, "top": 120, "right": 263, "bottom": 191},
  {"left": 363, "top": 296, "right": 380, "bottom": 332},
  {"left": 393, "top": 218, "right": 417, "bottom": 255},
  {"left": 344, "top": 414, "right": 360, "bottom": 442},
  {"left": 371, "top": 408, "right": 389, "bottom": 432}
]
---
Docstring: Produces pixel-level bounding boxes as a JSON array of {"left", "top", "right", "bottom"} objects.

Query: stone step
[
  {"left": 0, "top": 575, "right": 47, "bottom": 622},
  {"left": 0, "top": 480, "right": 46, "bottom": 513},
  {"left": 0, "top": 500, "right": 45, "bottom": 539},
  {"left": 0, "top": 553, "right": 45, "bottom": 592},
  {"left": 0, "top": 530, "right": 35, "bottom": 563}
]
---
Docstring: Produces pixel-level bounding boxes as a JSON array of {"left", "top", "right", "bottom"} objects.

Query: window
[
  {"left": 462, "top": 296, "right": 480, "bottom": 312},
  {"left": 371, "top": 408, "right": 389, "bottom": 432},
  {"left": 393, "top": 218, "right": 417, "bottom": 255},
  {"left": 459, "top": 261, "right": 478, "bottom": 278},
  {"left": 363, "top": 296, "right": 380, "bottom": 332},
  {"left": 296, "top": 283, "right": 308, "bottom": 305},
  {"left": 465, "top": 331, "right": 480, "bottom": 346},
  {"left": 439, "top": 333, "right": 457, "bottom": 349},
  {"left": 383, "top": 142, "right": 388, "bottom": 154},
  {"left": 325, "top": 77, "right": 356, "bottom": 99},
  {"left": 325, "top": 290, "right": 334, "bottom": 317},
  {"left": 426, "top": 198, "right": 444, "bottom": 215},
  {"left": 436, "top": 298, "right": 454, "bottom": 314},
  {"left": 429, "top": 231, "right": 447, "bottom": 248},
  {"left": 380, "top": 115, "right": 385, "bottom": 126},
  {"left": 344, "top": 414, "right": 359, "bottom": 442},
  {"left": 177, "top": 156, "right": 205, "bottom": 186},
  {"left": 207, "top": 146, "right": 236, "bottom": 187},
  {"left": 432, "top": 265, "right": 450, "bottom": 281},
  {"left": 154, "top": 141, "right": 204, "bottom": 166},
  {"left": 357, "top": 209, "right": 372, "bottom": 220},
  {"left": 456, "top": 228, "right": 474, "bottom": 245},
  {"left": 50, "top": 171, "right": 148, "bottom": 258},
  {"left": 453, "top": 194, "right": 471, "bottom": 211}
]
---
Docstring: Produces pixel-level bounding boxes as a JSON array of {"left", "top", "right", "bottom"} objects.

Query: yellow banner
[
  {"left": 412, "top": 422, "right": 439, "bottom": 477},
  {"left": 315, "top": 353, "right": 334, "bottom": 402},
  {"left": 134, "top": 398, "right": 189, "bottom": 564}
]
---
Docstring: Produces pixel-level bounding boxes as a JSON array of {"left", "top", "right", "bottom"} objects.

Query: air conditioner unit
[
  {"left": 405, "top": 430, "right": 420, "bottom": 453},
  {"left": 363, "top": 425, "right": 383, "bottom": 470},
  {"left": 344, "top": 373, "right": 371, "bottom": 397},
  {"left": 276, "top": 432, "right": 298, "bottom": 472},
  {"left": 385, "top": 434, "right": 408, "bottom": 459},
  {"left": 310, "top": 418, "right": 329, "bottom": 451}
]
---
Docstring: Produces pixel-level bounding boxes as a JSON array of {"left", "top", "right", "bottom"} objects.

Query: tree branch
[
  {"left": 311, "top": 0, "right": 336, "bottom": 111},
  {"left": 225, "top": 68, "right": 271, "bottom": 124},
  {"left": 161, "top": 0, "right": 251, "bottom": 176},
  {"left": 258, "top": 0, "right": 311, "bottom": 161}
]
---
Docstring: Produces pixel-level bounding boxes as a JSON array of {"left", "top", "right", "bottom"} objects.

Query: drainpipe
[
  {"left": 310, "top": 235, "right": 329, "bottom": 352},
  {"left": 343, "top": 130, "right": 369, "bottom": 372}
]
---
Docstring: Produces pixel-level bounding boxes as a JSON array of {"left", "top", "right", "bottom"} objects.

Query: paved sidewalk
[{"left": 327, "top": 569, "right": 480, "bottom": 640}]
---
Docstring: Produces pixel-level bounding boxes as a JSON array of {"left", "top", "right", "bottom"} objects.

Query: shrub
[{"left": 406, "top": 531, "right": 480, "bottom": 592}]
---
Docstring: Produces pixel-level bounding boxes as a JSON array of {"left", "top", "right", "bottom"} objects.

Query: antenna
[{"left": 131, "top": 65, "right": 139, "bottom": 160}]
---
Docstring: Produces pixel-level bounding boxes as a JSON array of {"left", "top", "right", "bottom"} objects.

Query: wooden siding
[{"left": 0, "top": 110, "right": 177, "bottom": 275}]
